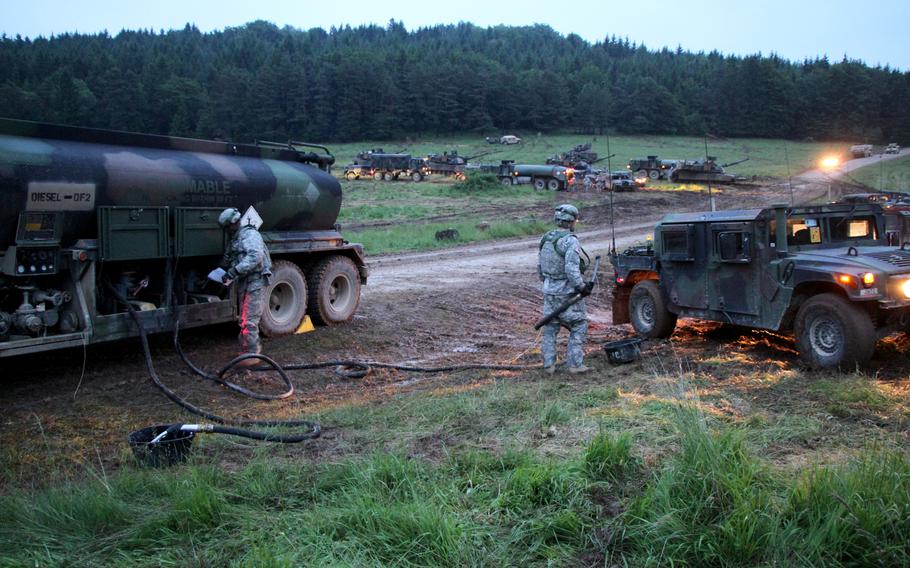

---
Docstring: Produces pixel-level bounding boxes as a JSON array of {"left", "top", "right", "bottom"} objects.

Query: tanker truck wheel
[
  {"left": 373, "top": 171, "right": 384, "bottom": 181},
  {"left": 500, "top": 177, "right": 513, "bottom": 187},
  {"left": 533, "top": 178, "right": 546, "bottom": 190},
  {"left": 648, "top": 169, "right": 660, "bottom": 180},
  {"left": 546, "top": 178, "right": 561, "bottom": 191},
  {"left": 260, "top": 260, "right": 308, "bottom": 337},
  {"left": 345, "top": 171, "right": 358, "bottom": 181},
  {"left": 411, "top": 172, "right": 423, "bottom": 182},
  {"left": 308, "top": 255, "right": 362, "bottom": 325}
]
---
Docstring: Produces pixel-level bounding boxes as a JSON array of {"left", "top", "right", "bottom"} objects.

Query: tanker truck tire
[
  {"left": 260, "top": 260, "right": 308, "bottom": 337},
  {"left": 373, "top": 171, "right": 384, "bottom": 181},
  {"left": 533, "top": 178, "right": 546, "bottom": 190},
  {"left": 547, "top": 178, "right": 561, "bottom": 191},
  {"left": 648, "top": 169, "right": 660, "bottom": 180},
  {"left": 345, "top": 171, "right": 357, "bottom": 181},
  {"left": 500, "top": 177, "right": 513, "bottom": 187},
  {"left": 411, "top": 172, "right": 423, "bottom": 182},
  {"left": 308, "top": 255, "right": 362, "bottom": 325}
]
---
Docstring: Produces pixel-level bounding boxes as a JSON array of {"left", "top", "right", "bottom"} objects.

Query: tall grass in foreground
[{"left": 1, "top": 407, "right": 907, "bottom": 566}]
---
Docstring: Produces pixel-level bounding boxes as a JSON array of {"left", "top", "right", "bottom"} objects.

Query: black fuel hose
[{"left": 109, "top": 283, "right": 321, "bottom": 442}]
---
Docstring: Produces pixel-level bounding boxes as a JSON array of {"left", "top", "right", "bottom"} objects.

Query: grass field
[
  {"left": 2, "top": 363, "right": 908, "bottom": 566},
  {"left": 849, "top": 155, "right": 910, "bottom": 193}
]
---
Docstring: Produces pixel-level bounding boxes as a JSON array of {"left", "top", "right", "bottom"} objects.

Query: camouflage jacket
[
  {"left": 223, "top": 225, "right": 273, "bottom": 292},
  {"left": 538, "top": 229, "right": 585, "bottom": 295}
]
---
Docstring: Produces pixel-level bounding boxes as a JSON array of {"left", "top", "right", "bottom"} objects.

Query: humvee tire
[
  {"left": 307, "top": 255, "right": 362, "bottom": 325},
  {"left": 629, "top": 280, "right": 677, "bottom": 338},
  {"left": 794, "top": 293, "right": 874, "bottom": 368},
  {"left": 260, "top": 260, "right": 307, "bottom": 336}
]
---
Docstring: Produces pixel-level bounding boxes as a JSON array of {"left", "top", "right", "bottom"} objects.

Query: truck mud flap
[{"left": 612, "top": 286, "right": 631, "bottom": 324}]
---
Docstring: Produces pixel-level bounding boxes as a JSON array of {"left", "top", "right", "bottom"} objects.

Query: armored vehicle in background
[
  {"left": 850, "top": 144, "right": 874, "bottom": 159},
  {"left": 424, "top": 150, "right": 492, "bottom": 180},
  {"left": 627, "top": 156, "right": 677, "bottom": 181},
  {"left": 611, "top": 202, "right": 910, "bottom": 368},
  {"left": 343, "top": 149, "right": 427, "bottom": 181},
  {"left": 547, "top": 143, "right": 599, "bottom": 169},
  {"left": 667, "top": 157, "right": 749, "bottom": 183},
  {"left": 0, "top": 118, "right": 367, "bottom": 358}
]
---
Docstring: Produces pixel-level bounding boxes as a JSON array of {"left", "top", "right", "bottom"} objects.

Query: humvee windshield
[{"left": 770, "top": 214, "right": 878, "bottom": 246}]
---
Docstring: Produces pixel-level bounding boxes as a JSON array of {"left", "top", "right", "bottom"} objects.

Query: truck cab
[{"left": 611, "top": 203, "right": 910, "bottom": 368}]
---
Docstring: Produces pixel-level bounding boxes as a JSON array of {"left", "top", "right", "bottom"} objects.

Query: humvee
[{"left": 610, "top": 203, "right": 910, "bottom": 368}]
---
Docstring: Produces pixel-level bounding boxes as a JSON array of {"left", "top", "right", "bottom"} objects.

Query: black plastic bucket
[
  {"left": 129, "top": 424, "right": 195, "bottom": 467},
  {"left": 603, "top": 338, "right": 642, "bottom": 365}
]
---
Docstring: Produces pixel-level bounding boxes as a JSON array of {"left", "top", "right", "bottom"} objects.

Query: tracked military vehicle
[
  {"left": 546, "top": 143, "right": 599, "bottom": 170},
  {"left": 668, "top": 157, "right": 749, "bottom": 183},
  {"left": 611, "top": 202, "right": 910, "bottom": 368},
  {"left": 0, "top": 118, "right": 367, "bottom": 358},
  {"left": 424, "top": 150, "right": 492, "bottom": 180}
]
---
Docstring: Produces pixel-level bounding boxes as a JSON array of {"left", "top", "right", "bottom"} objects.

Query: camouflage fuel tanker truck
[{"left": 0, "top": 119, "right": 367, "bottom": 358}]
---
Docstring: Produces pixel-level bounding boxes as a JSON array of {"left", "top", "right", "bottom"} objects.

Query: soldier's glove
[
  {"left": 576, "top": 282, "right": 595, "bottom": 296},
  {"left": 221, "top": 272, "right": 233, "bottom": 285}
]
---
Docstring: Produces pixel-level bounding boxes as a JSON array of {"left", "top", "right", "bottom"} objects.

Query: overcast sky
[{"left": 3, "top": 0, "right": 909, "bottom": 70}]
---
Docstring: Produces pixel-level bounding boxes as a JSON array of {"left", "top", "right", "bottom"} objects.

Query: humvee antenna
[
  {"left": 606, "top": 128, "right": 616, "bottom": 255},
  {"left": 704, "top": 134, "right": 714, "bottom": 211},
  {"left": 784, "top": 143, "right": 794, "bottom": 206}
]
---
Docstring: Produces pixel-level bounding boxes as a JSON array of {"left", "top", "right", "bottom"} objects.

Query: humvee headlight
[
  {"left": 862, "top": 272, "right": 876, "bottom": 286},
  {"left": 838, "top": 274, "right": 855, "bottom": 287},
  {"left": 901, "top": 279, "right": 910, "bottom": 299}
]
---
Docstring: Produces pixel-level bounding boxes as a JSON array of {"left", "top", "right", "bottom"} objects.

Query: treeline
[{"left": 1, "top": 20, "right": 908, "bottom": 143}]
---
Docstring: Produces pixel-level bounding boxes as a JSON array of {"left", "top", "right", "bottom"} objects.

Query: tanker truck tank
[{"left": 0, "top": 118, "right": 366, "bottom": 359}]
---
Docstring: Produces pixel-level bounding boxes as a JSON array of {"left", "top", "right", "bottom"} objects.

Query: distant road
[{"left": 797, "top": 148, "right": 909, "bottom": 184}]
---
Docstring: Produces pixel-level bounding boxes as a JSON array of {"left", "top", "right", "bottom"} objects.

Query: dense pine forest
[{"left": 1, "top": 20, "right": 908, "bottom": 143}]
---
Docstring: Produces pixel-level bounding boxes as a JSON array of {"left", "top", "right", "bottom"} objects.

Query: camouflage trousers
[
  {"left": 541, "top": 294, "right": 588, "bottom": 368},
  {"left": 238, "top": 286, "right": 265, "bottom": 354}
]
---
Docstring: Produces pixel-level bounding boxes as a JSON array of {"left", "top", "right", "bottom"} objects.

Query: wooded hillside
[{"left": 2, "top": 20, "right": 907, "bottom": 143}]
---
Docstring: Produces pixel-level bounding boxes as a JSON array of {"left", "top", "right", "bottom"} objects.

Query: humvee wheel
[
  {"left": 547, "top": 178, "right": 561, "bottom": 191},
  {"left": 500, "top": 177, "right": 513, "bottom": 187},
  {"left": 373, "top": 171, "right": 383, "bottom": 181},
  {"left": 345, "top": 171, "right": 357, "bottom": 181},
  {"left": 260, "top": 260, "right": 307, "bottom": 337},
  {"left": 629, "top": 280, "right": 677, "bottom": 338},
  {"left": 307, "top": 255, "right": 362, "bottom": 325},
  {"left": 794, "top": 293, "right": 874, "bottom": 368},
  {"left": 648, "top": 169, "right": 660, "bottom": 180},
  {"left": 534, "top": 178, "right": 546, "bottom": 190},
  {"left": 411, "top": 172, "right": 423, "bottom": 182}
]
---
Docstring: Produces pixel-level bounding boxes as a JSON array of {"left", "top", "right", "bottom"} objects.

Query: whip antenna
[
  {"left": 606, "top": 128, "right": 616, "bottom": 255},
  {"left": 704, "top": 134, "right": 714, "bottom": 211},
  {"left": 785, "top": 143, "right": 794, "bottom": 206}
]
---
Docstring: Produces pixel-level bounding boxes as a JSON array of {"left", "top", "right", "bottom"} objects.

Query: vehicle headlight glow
[{"left": 901, "top": 279, "right": 910, "bottom": 299}]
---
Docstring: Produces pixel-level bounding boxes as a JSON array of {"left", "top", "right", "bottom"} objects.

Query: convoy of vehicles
[{"left": 0, "top": 119, "right": 367, "bottom": 358}]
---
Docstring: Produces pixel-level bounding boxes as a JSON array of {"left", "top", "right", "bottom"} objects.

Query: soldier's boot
[{"left": 235, "top": 345, "right": 262, "bottom": 368}]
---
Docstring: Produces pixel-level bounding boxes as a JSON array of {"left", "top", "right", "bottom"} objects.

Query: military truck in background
[
  {"left": 850, "top": 144, "right": 874, "bottom": 159},
  {"left": 547, "top": 143, "right": 598, "bottom": 169},
  {"left": 885, "top": 143, "right": 901, "bottom": 155},
  {"left": 627, "top": 156, "right": 677, "bottom": 181},
  {"left": 611, "top": 202, "right": 910, "bottom": 368},
  {"left": 0, "top": 118, "right": 367, "bottom": 358},
  {"left": 343, "top": 149, "right": 427, "bottom": 181},
  {"left": 477, "top": 160, "right": 574, "bottom": 190}
]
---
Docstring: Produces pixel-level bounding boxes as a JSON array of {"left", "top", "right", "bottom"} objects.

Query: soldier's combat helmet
[
  {"left": 554, "top": 204, "right": 579, "bottom": 224},
  {"left": 218, "top": 208, "right": 242, "bottom": 228}
]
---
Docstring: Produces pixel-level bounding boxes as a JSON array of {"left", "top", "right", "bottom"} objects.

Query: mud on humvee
[{"left": 610, "top": 203, "right": 910, "bottom": 368}]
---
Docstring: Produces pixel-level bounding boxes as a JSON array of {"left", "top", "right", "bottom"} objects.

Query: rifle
[{"left": 534, "top": 256, "right": 601, "bottom": 330}]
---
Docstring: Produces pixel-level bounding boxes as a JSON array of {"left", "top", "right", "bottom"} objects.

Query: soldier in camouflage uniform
[
  {"left": 218, "top": 208, "right": 272, "bottom": 362},
  {"left": 538, "top": 204, "right": 590, "bottom": 374}
]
